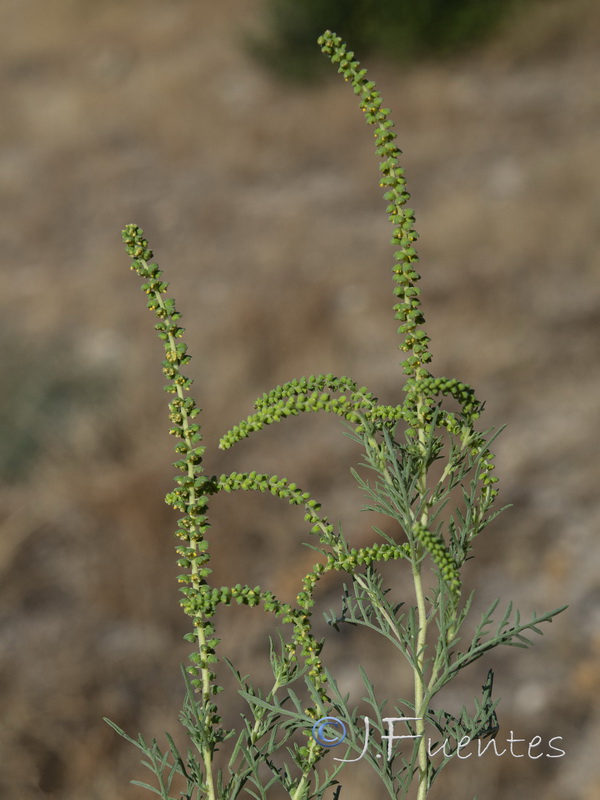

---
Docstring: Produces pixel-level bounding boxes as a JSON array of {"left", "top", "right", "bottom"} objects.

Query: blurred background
[{"left": 0, "top": 0, "right": 599, "bottom": 797}]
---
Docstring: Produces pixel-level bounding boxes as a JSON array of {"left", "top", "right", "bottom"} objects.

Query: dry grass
[{"left": 0, "top": 0, "right": 599, "bottom": 797}]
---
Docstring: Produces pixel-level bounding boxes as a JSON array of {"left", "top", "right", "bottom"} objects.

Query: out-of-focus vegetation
[{"left": 249, "top": 0, "right": 527, "bottom": 81}]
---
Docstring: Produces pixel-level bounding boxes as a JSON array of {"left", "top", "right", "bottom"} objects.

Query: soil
[{"left": 1, "top": 0, "right": 599, "bottom": 798}]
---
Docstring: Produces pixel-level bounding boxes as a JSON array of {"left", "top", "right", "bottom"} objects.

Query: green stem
[
  {"left": 196, "top": 623, "right": 218, "bottom": 800},
  {"left": 291, "top": 776, "right": 309, "bottom": 800},
  {"left": 414, "top": 395, "right": 431, "bottom": 800},
  {"left": 412, "top": 557, "right": 429, "bottom": 800}
]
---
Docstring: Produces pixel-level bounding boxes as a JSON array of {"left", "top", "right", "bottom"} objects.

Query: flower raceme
[{"left": 111, "top": 30, "right": 567, "bottom": 800}]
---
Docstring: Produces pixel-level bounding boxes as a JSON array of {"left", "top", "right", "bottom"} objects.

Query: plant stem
[
  {"left": 196, "top": 622, "right": 218, "bottom": 800},
  {"left": 414, "top": 400, "right": 431, "bottom": 800},
  {"left": 291, "top": 775, "right": 309, "bottom": 800},
  {"left": 412, "top": 556, "right": 429, "bottom": 800}
]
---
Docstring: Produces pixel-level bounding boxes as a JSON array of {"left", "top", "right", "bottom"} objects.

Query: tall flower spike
[
  {"left": 318, "top": 30, "right": 431, "bottom": 379},
  {"left": 122, "top": 224, "right": 219, "bottom": 679}
]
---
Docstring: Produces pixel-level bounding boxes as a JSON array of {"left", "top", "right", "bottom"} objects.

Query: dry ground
[{"left": 1, "top": 0, "right": 600, "bottom": 797}]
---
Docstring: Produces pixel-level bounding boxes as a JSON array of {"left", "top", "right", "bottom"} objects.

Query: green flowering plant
[{"left": 106, "top": 30, "right": 566, "bottom": 800}]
